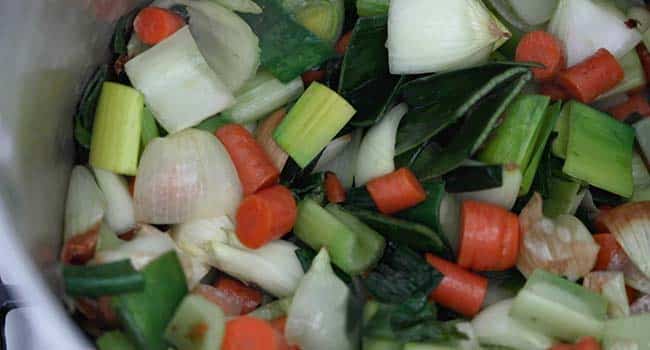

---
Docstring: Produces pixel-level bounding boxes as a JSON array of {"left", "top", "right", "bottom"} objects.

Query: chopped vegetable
[
  {"left": 515, "top": 31, "right": 565, "bottom": 81},
  {"left": 63, "top": 260, "right": 145, "bottom": 298},
  {"left": 543, "top": 176, "right": 584, "bottom": 218},
  {"left": 125, "top": 26, "right": 234, "bottom": 133},
  {"left": 140, "top": 107, "right": 159, "bottom": 150},
  {"left": 312, "top": 129, "right": 362, "bottom": 188},
  {"left": 248, "top": 297, "right": 293, "bottom": 320},
  {"left": 64, "top": 165, "right": 106, "bottom": 242},
  {"left": 235, "top": 185, "right": 297, "bottom": 248},
  {"left": 74, "top": 65, "right": 109, "bottom": 148},
  {"left": 285, "top": 248, "right": 355, "bottom": 350},
  {"left": 386, "top": 0, "right": 511, "bottom": 74},
  {"left": 313, "top": 134, "right": 353, "bottom": 174},
  {"left": 92, "top": 168, "right": 135, "bottom": 234},
  {"left": 133, "top": 7, "right": 185, "bottom": 45},
  {"left": 89, "top": 82, "right": 143, "bottom": 175},
  {"left": 97, "top": 331, "right": 137, "bottom": 350},
  {"left": 599, "top": 49, "right": 647, "bottom": 100},
  {"left": 222, "top": 316, "right": 289, "bottom": 350},
  {"left": 325, "top": 172, "right": 346, "bottom": 203},
  {"left": 557, "top": 48, "right": 625, "bottom": 103},
  {"left": 134, "top": 129, "right": 242, "bottom": 224},
  {"left": 93, "top": 225, "right": 175, "bottom": 270},
  {"left": 517, "top": 194, "right": 599, "bottom": 280},
  {"left": 366, "top": 168, "right": 426, "bottom": 214},
  {"left": 609, "top": 92, "right": 650, "bottom": 121},
  {"left": 601, "top": 202, "right": 650, "bottom": 280},
  {"left": 216, "top": 123, "right": 280, "bottom": 195},
  {"left": 164, "top": 294, "right": 226, "bottom": 350},
  {"left": 356, "top": 0, "right": 388, "bottom": 16},
  {"left": 425, "top": 254, "right": 487, "bottom": 317},
  {"left": 602, "top": 313, "right": 650, "bottom": 350},
  {"left": 172, "top": 216, "right": 232, "bottom": 267},
  {"left": 593, "top": 233, "right": 624, "bottom": 271},
  {"left": 455, "top": 164, "right": 521, "bottom": 211},
  {"left": 458, "top": 200, "right": 520, "bottom": 271},
  {"left": 444, "top": 164, "right": 502, "bottom": 194},
  {"left": 61, "top": 228, "right": 100, "bottom": 265},
  {"left": 583, "top": 271, "right": 630, "bottom": 318},
  {"left": 273, "top": 82, "right": 356, "bottom": 168},
  {"left": 213, "top": 277, "right": 263, "bottom": 314},
  {"left": 510, "top": 269, "right": 608, "bottom": 341},
  {"left": 193, "top": 284, "right": 243, "bottom": 316},
  {"left": 281, "top": 0, "right": 345, "bottom": 43},
  {"left": 255, "top": 109, "right": 290, "bottom": 171}
]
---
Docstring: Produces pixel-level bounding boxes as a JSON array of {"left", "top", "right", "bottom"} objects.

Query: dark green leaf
[
  {"left": 291, "top": 172, "right": 327, "bottom": 202},
  {"left": 444, "top": 165, "right": 503, "bottom": 193},
  {"left": 345, "top": 186, "right": 376, "bottom": 210},
  {"left": 396, "top": 180, "right": 447, "bottom": 240},
  {"left": 395, "top": 142, "right": 442, "bottom": 180},
  {"left": 74, "top": 65, "right": 109, "bottom": 148},
  {"left": 363, "top": 243, "right": 442, "bottom": 303}
]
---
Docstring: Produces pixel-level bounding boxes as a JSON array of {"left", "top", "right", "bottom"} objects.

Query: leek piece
[
  {"left": 521, "top": 102, "right": 563, "bottom": 195},
  {"left": 543, "top": 176, "right": 583, "bottom": 218},
  {"left": 356, "top": 0, "right": 389, "bottom": 16},
  {"left": 125, "top": 26, "right": 234, "bottom": 133},
  {"left": 551, "top": 103, "right": 571, "bottom": 159},
  {"left": 293, "top": 199, "right": 385, "bottom": 275},
  {"left": 221, "top": 70, "right": 304, "bottom": 124},
  {"left": 164, "top": 294, "right": 225, "bottom": 350},
  {"left": 478, "top": 94, "right": 550, "bottom": 169},
  {"left": 274, "top": 82, "right": 356, "bottom": 168},
  {"left": 281, "top": 0, "right": 345, "bottom": 43},
  {"left": 97, "top": 331, "right": 136, "bottom": 350},
  {"left": 510, "top": 269, "right": 608, "bottom": 341},
  {"left": 89, "top": 82, "right": 143, "bottom": 175},
  {"left": 598, "top": 50, "right": 647, "bottom": 100},
  {"left": 140, "top": 106, "right": 159, "bottom": 150},
  {"left": 63, "top": 260, "right": 145, "bottom": 298},
  {"left": 562, "top": 101, "right": 635, "bottom": 198},
  {"left": 634, "top": 117, "right": 650, "bottom": 162},
  {"left": 603, "top": 314, "right": 650, "bottom": 350}
]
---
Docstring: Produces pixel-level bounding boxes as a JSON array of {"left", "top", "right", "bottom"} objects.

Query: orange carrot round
[
  {"left": 575, "top": 337, "right": 601, "bottom": 350},
  {"left": 335, "top": 31, "right": 353, "bottom": 55},
  {"left": 236, "top": 185, "right": 297, "bottom": 249},
  {"left": 608, "top": 92, "right": 650, "bottom": 121},
  {"left": 458, "top": 201, "right": 520, "bottom": 271},
  {"left": 214, "top": 277, "right": 264, "bottom": 314},
  {"left": 133, "top": 7, "right": 185, "bottom": 45},
  {"left": 366, "top": 168, "right": 427, "bottom": 214},
  {"left": 222, "top": 316, "right": 289, "bottom": 350},
  {"left": 325, "top": 172, "right": 346, "bottom": 204},
  {"left": 592, "top": 233, "right": 625, "bottom": 271},
  {"left": 557, "top": 48, "right": 624, "bottom": 103},
  {"left": 216, "top": 124, "right": 280, "bottom": 195},
  {"left": 539, "top": 83, "right": 570, "bottom": 101},
  {"left": 425, "top": 254, "right": 488, "bottom": 317},
  {"left": 515, "top": 30, "right": 565, "bottom": 81}
]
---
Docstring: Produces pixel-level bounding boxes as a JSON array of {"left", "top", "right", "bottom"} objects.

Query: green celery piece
[
  {"left": 293, "top": 199, "right": 385, "bottom": 274},
  {"left": 478, "top": 94, "right": 550, "bottom": 168},
  {"left": 63, "top": 260, "right": 145, "bottom": 298},
  {"left": 510, "top": 269, "right": 608, "bottom": 341},
  {"left": 89, "top": 82, "right": 144, "bottom": 175},
  {"left": 164, "top": 295, "right": 225, "bottom": 350},
  {"left": 346, "top": 206, "right": 446, "bottom": 253},
  {"left": 194, "top": 115, "right": 234, "bottom": 133},
  {"left": 542, "top": 176, "right": 582, "bottom": 218},
  {"left": 603, "top": 313, "right": 650, "bottom": 350},
  {"left": 113, "top": 251, "right": 188, "bottom": 350},
  {"left": 248, "top": 297, "right": 293, "bottom": 320},
  {"left": 413, "top": 72, "right": 532, "bottom": 179},
  {"left": 140, "top": 106, "right": 159, "bottom": 150},
  {"left": 240, "top": 0, "right": 335, "bottom": 82},
  {"left": 551, "top": 103, "right": 571, "bottom": 159},
  {"left": 356, "top": 0, "right": 389, "bottom": 16},
  {"left": 562, "top": 101, "right": 635, "bottom": 198},
  {"left": 395, "top": 63, "right": 531, "bottom": 156},
  {"left": 97, "top": 331, "right": 136, "bottom": 350},
  {"left": 520, "top": 102, "right": 563, "bottom": 195},
  {"left": 599, "top": 50, "right": 646, "bottom": 99},
  {"left": 273, "top": 82, "right": 356, "bottom": 167}
]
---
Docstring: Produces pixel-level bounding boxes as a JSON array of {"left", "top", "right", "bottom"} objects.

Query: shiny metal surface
[{"left": 0, "top": 1, "right": 142, "bottom": 348}]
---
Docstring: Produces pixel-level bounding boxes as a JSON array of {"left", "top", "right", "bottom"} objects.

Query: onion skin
[{"left": 602, "top": 202, "right": 650, "bottom": 279}]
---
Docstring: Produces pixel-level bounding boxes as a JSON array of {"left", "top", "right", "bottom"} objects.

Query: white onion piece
[
  {"left": 439, "top": 193, "right": 461, "bottom": 254},
  {"left": 583, "top": 271, "right": 630, "bottom": 318},
  {"left": 456, "top": 164, "right": 522, "bottom": 210},
  {"left": 602, "top": 202, "right": 650, "bottom": 280},
  {"left": 508, "top": 0, "right": 558, "bottom": 26},
  {"left": 171, "top": 216, "right": 233, "bottom": 265},
  {"left": 355, "top": 103, "right": 408, "bottom": 186},
  {"left": 456, "top": 322, "right": 482, "bottom": 350},
  {"left": 549, "top": 0, "right": 642, "bottom": 67},
  {"left": 286, "top": 249, "right": 354, "bottom": 350},
  {"left": 209, "top": 234, "right": 304, "bottom": 297},
  {"left": 92, "top": 225, "right": 176, "bottom": 270},
  {"left": 312, "top": 134, "right": 352, "bottom": 173},
  {"left": 64, "top": 166, "right": 106, "bottom": 241},
  {"left": 135, "top": 129, "right": 242, "bottom": 224},
  {"left": 315, "top": 129, "right": 362, "bottom": 189},
  {"left": 92, "top": 167, "right": 136, "bottom": 234}
]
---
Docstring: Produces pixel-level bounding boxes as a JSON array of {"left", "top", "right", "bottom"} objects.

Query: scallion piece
[
  {"left": 63, "top": 260, "right": 145, "bottom": 298},
  {"left": 89, "top": 82, "right": 143, "bottom": 175}
]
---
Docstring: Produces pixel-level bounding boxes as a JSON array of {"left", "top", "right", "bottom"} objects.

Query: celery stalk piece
[
  {"left": 274, "top": 82, "right": 356, "bottom": 168},
  {"left": 510, "top": 269, "right": 608, "bottom": 341},
  {"left": 598, "top": 50, "right": 647, "bottom": 100},
  {"left": 221, "top": 70, "right": 304, "bottom": 124},
  {"left": 356, "top": 0, "right": 389, "bottom": 16},
  {"left": 562, "top": 101, "right": 635, "bottom": 198},
  {"left": 125, "top": 26, "right": 234, "bottom": 133},
  {"left": 478, "top": 94, "right": 550, "bottom": 168},
  {"left": 140, "top": 106, "right": 159, "bottom": 150},
  {"left": 89, "top": 82, "right": 144, "bottom": 175},
  {"left": 164, "top": 295, "right": 225, "bottom": 350}
]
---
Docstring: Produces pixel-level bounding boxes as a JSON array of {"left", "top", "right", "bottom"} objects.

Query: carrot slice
[
  {"left": 216, "top": 124, "right": 280, "bottom": 195},
  {"left": 214, "top": 277, "right": 264, "bottom": 314},
  {"left": 592, "top": 233, "right": 625, "bottom": 271},
  {"left": 236, "top": 185, "right": 297, "bottom": 248},
  {"left": 222, "top": 316, "right": 289, "bottom": 350},
  {"left": 60, "top": 223, "right": 101, "bottom": 265},
  {"left": 335, "top": 31, "right": 353, "bottom": 55},
  {"left": 539, "top": 83, "right": 570, "bottom": 101},
  {"left": 133, "top": 7, "right": 185, "bottom": 45},
  {"left": 608, "top": 92, "right": 650, "bottom": 121},
  {"left": 325, "top": 172, "right": 346, "bottom": 204},
  {"left": 515, "top": 30, "right": 565, "bottom": 81},
  {"left": 557, "top": 48, "right": 625, "bottom": 103},
  {"left": 366, "top": 168, "right": 427, "bottom": 214},
  {"left": 425, "top": 254, "right": 488, "bottom": 317},
  {"left": 575, "top": 336, "right": 601, "bottom": 350},
  {"left": 458, "top": 201, "right": 520, "bottom": 271}
]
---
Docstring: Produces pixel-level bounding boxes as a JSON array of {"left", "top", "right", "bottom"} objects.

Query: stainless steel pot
[{"left": 0, "top": 1, "right": 145, "bottom": 348}]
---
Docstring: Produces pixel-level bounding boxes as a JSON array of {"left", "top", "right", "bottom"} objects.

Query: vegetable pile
[{"left": 63, "top": 0, "right": 650, "bottom": 349}]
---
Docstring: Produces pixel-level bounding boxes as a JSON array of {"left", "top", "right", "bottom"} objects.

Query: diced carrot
[
  {"left": 557, "top": 48, "right": 625, "bottom": 103},
  {"left": 222, "top": 316, "right": 289, "bottom": 350},
  {"left": 193, "top": 284, "right": 243, "bottom": 316},
  {"left": 214, "top": 277, "right": 264, "bottom": 315},
  {"left": 515, "top": 30, "right": 565, "bottom": 81},
  {"left": 133, "top": 7, "right": 185, "bottom": 45},
  {"left": 539, "top": 83, "right": 570, "bottom": 101},
  {"left": 325, "top": 172, "right": 346, "bottom": 204},
  {"left": 608, "top": 92, "right": 650, "bottom": 121},
  {"left": 60, "top": 223, "right": 101, "bottom": 265},
  {"left": 592, "top": 233, "right": 624, "bottom": 271},
  {"left": 301, "top": 70, "right": 326, "bottom": 86},
  {"left": 236, "top": 185, "right": 297, "bottom": 249},
  {"left": 575, "top": 336, "right": 601, "bottom": 350},
  {"left": 335, "top": 31, "right": 353, "bottom": 55},
  {"left": 425, "top": 254, "right": 488, "bottom": 317},
  {"left": 216, "top": 124, "right": 280, "bottom": 195},
  {"left": 458, "top": 200, "right": 520, "bottom": 271},
  {"left": 366, "top": 168, "right": 427, "bottom": 214},
  {"left": 636, "top": 43, "right": 650, "bottom": 83},
  {"left": 270, "top": 317, "right": 301, "bottom": 350}
]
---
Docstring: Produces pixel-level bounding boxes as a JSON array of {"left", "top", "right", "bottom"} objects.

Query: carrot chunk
[
  {"left": 366, "top": 168, "right": 426, "bottom": 214},
  {"left": 133, "top": 7, "right": 185, "bottom": 45},
  {"left": 515, "top": 30, "right": 565, "bottom": 81},
  {"left": 557, "top": 48, "right": 624, "bottom": 103}
]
